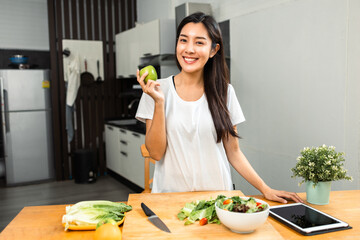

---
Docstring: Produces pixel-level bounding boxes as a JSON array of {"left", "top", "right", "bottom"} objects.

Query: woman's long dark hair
[{"left": 175, "top": 12, "right": 239, "bottom": 143}]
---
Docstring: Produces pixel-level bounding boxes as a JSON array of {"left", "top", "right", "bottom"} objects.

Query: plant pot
[{"left": 306, "top": 181, "right": 331, "bottom": 205}]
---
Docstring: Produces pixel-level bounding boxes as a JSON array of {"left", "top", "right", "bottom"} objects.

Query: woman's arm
[
  {"left": 144, "top": 105, "right": 166, "bottom": 160},
  {"left": 137, "top": 70, "right": 167, "bottom": 160},
  {"left": 223, "top": 126, "right": 303, "bottom": 203}
]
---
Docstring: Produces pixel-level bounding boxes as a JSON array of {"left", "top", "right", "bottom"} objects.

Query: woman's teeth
[{"left": 184, "top": 57, "right": 197, "bottom": 63}]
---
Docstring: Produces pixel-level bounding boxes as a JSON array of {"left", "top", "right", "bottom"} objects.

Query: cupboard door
[
  {"left": 115, "top": 31, "right": 129, "bottom": 78},
  {"left": 127, "top": 28, "right": 140, "bottom": 77},
  {"left": 139, "top": 19, "right": 160, "bottom": 57},
  {"left": 105, "top": 125, "right": 121, "bottom": 174},
  {"left": 127, "top": 131, "right": 146, "bottom": 187},
  {"left": 116, "top": 27, "right": 139, "bottom": 78}
]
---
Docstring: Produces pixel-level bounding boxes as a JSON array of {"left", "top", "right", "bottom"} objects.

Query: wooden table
[
  {"left": 123, "top": 190, "right": 282, "bottom": 239},
  {"left": 251, "top": 190, "right": 359, "bottom": 240},
  {"left": 0, "top": 190, "right": 358, "bottom": 239}
]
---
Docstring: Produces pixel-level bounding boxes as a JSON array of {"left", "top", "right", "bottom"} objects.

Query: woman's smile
[{"left": 183, "top": 56, "right": 199, "bottom": 64}]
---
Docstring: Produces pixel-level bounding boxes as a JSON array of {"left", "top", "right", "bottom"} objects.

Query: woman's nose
[{"left": 185, "top": 42, "right": 195, "bottom": 54}]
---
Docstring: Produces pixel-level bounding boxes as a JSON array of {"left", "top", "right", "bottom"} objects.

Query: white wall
[
  {"left": 230, "top": 0, "right": 360, "bottom": 195},
  {"left": 0, "top": 0, "right": 49, "bottom": 50},
  {"left": 138, "top": 0, "right": 360, "bottom": 195}
]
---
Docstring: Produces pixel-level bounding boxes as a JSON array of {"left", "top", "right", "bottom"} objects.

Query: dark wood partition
[{"left": 47, "top": 0, "right": 137, "bottom": 180}]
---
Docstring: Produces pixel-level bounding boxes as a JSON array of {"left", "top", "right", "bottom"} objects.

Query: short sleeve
[
  {"left": 227, "top": 84, "right": 245, "bottom": 125},
  {"left": 135, "top": 92, "right": 155, "bottom": 123}
]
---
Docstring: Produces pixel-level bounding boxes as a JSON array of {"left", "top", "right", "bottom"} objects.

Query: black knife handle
[{"left": 141, "top": 202, "right": 155, "bottom": 217}]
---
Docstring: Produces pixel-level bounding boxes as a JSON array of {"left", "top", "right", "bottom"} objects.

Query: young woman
[{"left": 136, "top": 12, "right": 302, "bottom": 203}]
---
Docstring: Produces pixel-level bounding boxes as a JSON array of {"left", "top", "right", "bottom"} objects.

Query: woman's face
[{"left": 176, "top": 22, "right": 218, "bottom": 75}]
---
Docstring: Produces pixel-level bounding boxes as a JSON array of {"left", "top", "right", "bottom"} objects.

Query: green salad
[
  {"left": 217, "top": 196, "right": 267, "bottom": 213},
  {"left": 177, "top": 195, "right": 267, "bottom": 226}
]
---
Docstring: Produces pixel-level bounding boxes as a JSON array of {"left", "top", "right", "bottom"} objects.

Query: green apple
[{"left": 139, "top": 65, "right": 158, "bottom": 84}]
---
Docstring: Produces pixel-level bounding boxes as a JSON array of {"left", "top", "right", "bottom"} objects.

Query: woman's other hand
[
  {"left": 137, "top": 69, "right": 164, "bottom": 103},
  {"left": 262, "top": 187, "right": 304, "bottom": 204}
]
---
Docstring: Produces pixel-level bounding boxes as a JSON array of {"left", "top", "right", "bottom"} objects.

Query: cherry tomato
[
  {"left": 199, "top": 218, "right": 208, "bottom": 226},
  {"left": 223, "top": 199, "right": 233, "bottom": 205}
]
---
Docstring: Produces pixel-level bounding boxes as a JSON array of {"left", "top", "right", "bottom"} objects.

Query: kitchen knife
[{"left": 141, "top": 202, "right": 171, "bottom": 233}]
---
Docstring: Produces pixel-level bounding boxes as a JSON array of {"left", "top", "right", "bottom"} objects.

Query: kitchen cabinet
[
  {"left": 115, "top": 28, "right": 139, "bottom": 78},
  {"left": 105, "top": 124, "right": 154, "bottom": 189},
  {"left": 138, "top": 19, "right": 175, "bottom": 57},
  {"left": 115, "top": 18, "right": 175, "bottom": 78}
]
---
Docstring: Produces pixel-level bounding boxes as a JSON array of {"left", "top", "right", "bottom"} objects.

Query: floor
[{"left": 0, "top": 175, "right": 135, "bottom": 232}]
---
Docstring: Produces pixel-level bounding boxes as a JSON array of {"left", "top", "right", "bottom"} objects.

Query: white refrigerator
[{"left": 0, "top": 70, "right": 54, "bottom": 185}]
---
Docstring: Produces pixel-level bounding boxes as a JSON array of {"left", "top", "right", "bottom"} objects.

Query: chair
[{"left": 140, "top": 144, "right": 156, "bottom": 193}]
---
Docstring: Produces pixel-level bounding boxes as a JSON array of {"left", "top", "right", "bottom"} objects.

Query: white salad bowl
[{"left": 215, "top": 197, "right": 270, "bottom": 234}]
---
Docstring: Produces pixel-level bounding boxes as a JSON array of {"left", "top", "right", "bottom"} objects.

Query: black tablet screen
[{"left": 270, "top": 205, "right": 338, "bottom": 228}]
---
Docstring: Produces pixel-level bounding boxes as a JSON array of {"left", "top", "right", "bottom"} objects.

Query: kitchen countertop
[
  {"left": 0, "top": 190, "right": 358, "bottom": 239},
  {"left": 105, "top": 119, "right": 146, "bottom": 134}
]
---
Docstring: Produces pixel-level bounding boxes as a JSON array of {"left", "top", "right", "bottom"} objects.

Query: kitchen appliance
[
  {"left": 175, "top": 2, "right": 212, "bottom": 27},
  {"left": 0, "top": 69, "right": 54, "bottom": 185},
  {"left": 9, "top": 55, "right": 28, "bottom": 64},
  {"left": 141, "top": 202, "right": 171, "bottom": 233},
  {"left": 9, "top": 55, "right": 31, "bottom": 70}
]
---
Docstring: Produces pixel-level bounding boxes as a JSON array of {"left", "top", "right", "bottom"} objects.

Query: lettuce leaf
[{"left": 177, "top": 195, "right": 226, "bottom": 225}]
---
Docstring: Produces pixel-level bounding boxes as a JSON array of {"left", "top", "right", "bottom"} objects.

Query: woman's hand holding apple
[{"left": 137, "top": 69, "right": 164, "bottom": 104}]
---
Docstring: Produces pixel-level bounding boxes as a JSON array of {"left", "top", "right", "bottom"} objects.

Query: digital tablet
[{"left": 269, "top": 203, "right": 351, "bottom": 235}]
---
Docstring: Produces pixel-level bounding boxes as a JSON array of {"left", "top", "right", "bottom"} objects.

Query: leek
[{"left": 62, "top": 200, "right": 132, "bottom": 230}]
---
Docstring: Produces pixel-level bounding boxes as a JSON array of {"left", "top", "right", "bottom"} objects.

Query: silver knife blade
[
  {"left": 148, "top": 215, "right": 171, "bottom": 233},
  {"left": 141, "top": 202, "right": 171, "bottom": 233}
]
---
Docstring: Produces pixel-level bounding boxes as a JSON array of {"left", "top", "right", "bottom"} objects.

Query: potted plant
[{"left": 291, "top": 144, "right": 352, "bottom": 205}]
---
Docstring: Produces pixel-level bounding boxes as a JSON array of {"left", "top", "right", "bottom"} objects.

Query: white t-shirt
[{"left": 135, "top": 76, "right": 245, "bottom": 193}]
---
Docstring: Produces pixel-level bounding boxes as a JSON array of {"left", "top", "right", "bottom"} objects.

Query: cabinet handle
[
  {"left": 132, "top": 133, "right": 140, "bottom": 138},
  {"left": 120, "top": 151, "right": 128, "bottom": 157},
  {"left": 120, "top": 129, "right": 127, "bottom": 134},
  {"left": 120, "top": 140, "right": 128, "bottom": 145},
  {"left": 107, "top": 126, "right": 114, "bottom": 131}
]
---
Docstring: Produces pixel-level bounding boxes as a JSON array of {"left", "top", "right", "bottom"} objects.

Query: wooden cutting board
[{"left": 122, "top": 191, "right": 284, "bottom": 239}]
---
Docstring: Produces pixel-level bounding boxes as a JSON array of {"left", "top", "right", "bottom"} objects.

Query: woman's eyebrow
[{"left": 179, "top": 34, "right": 207, "bottom": 40}]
